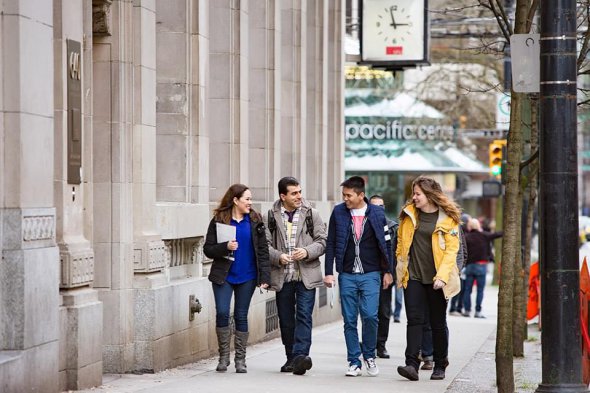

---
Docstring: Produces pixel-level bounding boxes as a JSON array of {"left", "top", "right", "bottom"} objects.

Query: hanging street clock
[{"left": 360, "top": 0, "right": 430, "bottom": 68}]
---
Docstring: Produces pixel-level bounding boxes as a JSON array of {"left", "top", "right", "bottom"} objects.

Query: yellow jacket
[{"left": 395, "top": 204, "right": 461, "bottom": 299}]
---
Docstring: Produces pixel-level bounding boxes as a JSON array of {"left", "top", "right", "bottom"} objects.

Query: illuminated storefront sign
[{"left": 345, "top": 120, "right": 455, "bottom": 141}]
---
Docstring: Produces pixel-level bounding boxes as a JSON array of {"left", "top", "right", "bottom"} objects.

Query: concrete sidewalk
[{"left": 74, "top": 287, "right": 502, "bottom": 393}]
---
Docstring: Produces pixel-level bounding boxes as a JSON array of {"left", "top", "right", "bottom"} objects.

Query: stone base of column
[{"left": 59, "top": 288, "right": 103, "bottom": 391}]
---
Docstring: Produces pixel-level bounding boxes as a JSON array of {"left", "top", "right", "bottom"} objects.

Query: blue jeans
[
  {"left": 212, "top": 279, "right": 257, "bottom": 332},
  {"left": 463, "top": 264, "right": 487, "bottom": 312},
  {"left": 393, "top": 286, "right": 403, "bottom": 319},
  {"left": 339, "top": 271, "right": 381, "bottom": 366},
  {"left": 276, "top": 281, "right": 316, "bottom": 358},
  {"left": 449, "top": 278, "right": 465, "bottom": 312}
]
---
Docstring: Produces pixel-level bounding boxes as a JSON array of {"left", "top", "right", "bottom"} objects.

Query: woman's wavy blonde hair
[{"left": 401, "top": 176, "right": 461, "bottom": 223}]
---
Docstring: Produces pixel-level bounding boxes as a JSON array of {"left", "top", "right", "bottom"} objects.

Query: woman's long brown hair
[
  {"left": 402, "top": 176, "right": 462, "bottom": 223},
  {"left": 214, "top": 184, "right": 252, "bottom": 225}
]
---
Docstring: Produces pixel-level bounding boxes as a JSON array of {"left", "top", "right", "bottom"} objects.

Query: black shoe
[
  {"left": 430, "top": 367, "right": 446, "bottom": 380},
  {"left": 280, "top": 358, "right": 294, "bottom": 373},
  {"left": 393, "top": 317, "right": 401, "bottom": 323},
  {"left": 421, "top": 360, "right": 433, "bottom": 370},
  {"left": 377, "top": 347, "right": 390, "bottom": 359},
  {"left": 292, "top": 355, "right": 312, "bottom": 375},
  {"left": 397, "top": 365, "right": 419, "bottom": 381}
]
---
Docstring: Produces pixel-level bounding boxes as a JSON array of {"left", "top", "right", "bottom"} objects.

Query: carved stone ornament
[
  {"left": 60, "top": 248, "right": 95, "bottom": 288},
  {"left": 133, "top": 240, "right": 169, "bottom": 272},
  {"left": 92, "top": 0, "right": 113, "bottom": 37}
]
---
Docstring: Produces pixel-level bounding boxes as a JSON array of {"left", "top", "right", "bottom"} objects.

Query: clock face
[{"left": 361, "top": 0, "right": 427, "bottom": 63}]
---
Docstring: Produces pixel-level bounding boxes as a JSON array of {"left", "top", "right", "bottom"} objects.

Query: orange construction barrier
[
  {"left": 580, "top": 257, "right": 590, "bottom": 385},
  {"left": 527, "top": 261, "right": 540, "bottom": 320}
]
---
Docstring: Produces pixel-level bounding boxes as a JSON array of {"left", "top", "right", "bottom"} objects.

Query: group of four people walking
[{"left": 203, "top": 174, "right": 462, "bottom": 381}]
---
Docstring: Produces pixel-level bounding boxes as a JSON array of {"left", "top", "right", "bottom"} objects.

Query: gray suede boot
[
  {"left": 215, "top": 327, "right": 231, "bottom": 372},
  {"left": 234, "top": 330, "right": 249, "bottom": 373}
]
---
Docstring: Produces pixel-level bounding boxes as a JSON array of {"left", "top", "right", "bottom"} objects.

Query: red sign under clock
[{"left": 386, "top": 46, "right": 403, "bottom": 55}]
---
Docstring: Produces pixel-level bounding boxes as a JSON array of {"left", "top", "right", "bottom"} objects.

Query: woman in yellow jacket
[{"left": 395, "top": 176, "right": 461, "bottom": 382}]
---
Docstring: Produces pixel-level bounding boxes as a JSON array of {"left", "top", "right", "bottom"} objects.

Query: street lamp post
[{"left": 537, "top": 0, "right": 587, "bottom": 392}]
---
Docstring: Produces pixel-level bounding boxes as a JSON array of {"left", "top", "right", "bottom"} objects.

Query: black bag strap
[
  {"left": 267, "top": 209, "right": 276, "bottom": 234},
  {"left": 305, "top": 209, "right": 314, "bottom": 238}
]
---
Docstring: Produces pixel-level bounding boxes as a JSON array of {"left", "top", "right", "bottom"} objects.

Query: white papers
[{"left": 216, "top": 223, "right": 236, "bottom": 243}]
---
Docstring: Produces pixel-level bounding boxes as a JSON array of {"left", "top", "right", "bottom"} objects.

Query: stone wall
[{"left": 0, "top": 0, "right": 344, "bottom": 391}]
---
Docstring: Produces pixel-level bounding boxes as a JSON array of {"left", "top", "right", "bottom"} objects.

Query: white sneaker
[
  {"left": 345, "top": 364, "right": 362, "bottom": 377},
  {"left": 364, "top": 357, "right": 379, "bottom": 376}
]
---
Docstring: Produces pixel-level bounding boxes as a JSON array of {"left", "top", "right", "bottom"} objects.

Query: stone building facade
[{"left": 0, "top": 0, "right": 344, "bottom": 391}]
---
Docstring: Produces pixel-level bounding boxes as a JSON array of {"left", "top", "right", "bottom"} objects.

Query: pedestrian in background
[
  {"left": 396, "top": 176, "right": 461, "bottom": 381},
  {"left": 266, "top": 177, "right": 327, "bottom": 375},
  {"left": 369, "top": 195, "right": 398, "bottom": 359},
  {"left": 462, "top": 218, "right": 503, "bottom": 318},
  {"left": 204, "top": 184, "right": 271, "bottom": 374},
  {"left": 324, "top": 176, "right": 394, "bottom": 377},
  {"left": 449, "top": 213, "right": 471, "bottom": 316},
  {"left": 393, "top": 283, "right": 403, "bottom": 323}
]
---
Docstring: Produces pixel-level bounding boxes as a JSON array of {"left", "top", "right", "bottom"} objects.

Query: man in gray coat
[{"left": 265, "top": 177, "right": 327, "bottom": 376}]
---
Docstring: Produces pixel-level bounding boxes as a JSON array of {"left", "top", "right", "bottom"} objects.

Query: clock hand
[{"left": 389, "top": 6, "right": 397, "bottom": 29}]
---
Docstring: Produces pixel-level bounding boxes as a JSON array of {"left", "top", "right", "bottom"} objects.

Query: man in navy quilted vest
[{"left": 324, "top": 176, "right": 394, "bottom": 377}]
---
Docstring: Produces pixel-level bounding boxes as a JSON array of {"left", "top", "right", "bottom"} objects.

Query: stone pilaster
[
  {"left": 0, "top": 1, "right": 59, "bottom": 391},
  {"left": 53, "top": 1, "right": 103, "bottom": 390},
  {"left": 92, "top": 0, "right": 136, "bottom": 373},
  {"left": 132, "top": 0, "right": 166, "bottom": 274}
]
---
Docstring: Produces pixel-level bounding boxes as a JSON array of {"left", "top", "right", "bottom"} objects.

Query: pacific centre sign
[{"left": 345, "top": 120, "right": 455, "bottom": 141}]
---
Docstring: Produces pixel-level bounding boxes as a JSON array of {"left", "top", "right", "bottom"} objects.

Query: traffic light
[{"left": 489, "top": 140, "right": 507, "bottom": 177}]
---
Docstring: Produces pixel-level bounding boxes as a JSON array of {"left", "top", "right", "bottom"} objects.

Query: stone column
[
  {"left": 131, "top": 0, "right": 167, "bottom": 276},
  {"left": 53, "top": 0, "right": 103, "bottom": 390},
  {"left": 279, "top": 1, "right": 299, "bottom": 178},
  {"left": 92, "top": 0, "right": 136, "bottom": 373},
  {"left": 248, "top": 0, "right": 275, "bottom": 200},
  {"left": 327, "top": 0, "right": 345, "bottom": 200},
  {"left": 0, "top": 1, "right": 60, "bottom": 391},
  {"left": 156, "top": 0, "right": 210, "bottom": 205},
  {"left": 209, "top": 0, "right": 249, "bottom": 201}
]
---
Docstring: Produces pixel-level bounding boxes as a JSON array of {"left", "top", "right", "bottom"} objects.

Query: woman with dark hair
[
  {"left": 204, "top": 184, "right": 270, "bottom": 374},
  {"left": 395, "top": 176, "right": 461, "bottom": 381}
]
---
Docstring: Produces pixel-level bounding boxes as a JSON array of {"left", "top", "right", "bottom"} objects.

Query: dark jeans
[
  {"left": 377, "top": 283, "right": 393, "bottom": 350},
  {"left": 393, "top": 286, "right": 403, "bottom": 319},
  {"left": 276, "top": 281, "right": 316, "bottom": 359},
  {"left": 463, "top": 264, "right": 487, "bottom": 312},
  {"left": 212, "top": 279, "right": 257, "bottom": 332},
  {"left": 420, "top": 311, "right": 449, "bottom": 359},
  {"left": 449, "top": 279, "right": 465, "bottom": 312},
  {"left": 404, "top": 280, "right": 449, "bottom": 368}
]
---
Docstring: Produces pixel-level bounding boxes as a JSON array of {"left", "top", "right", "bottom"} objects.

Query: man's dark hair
[
  {"left": 369, "top": 194, "right": 383, "bottom": 201},
  {"left": 341, "top": 176, "right": 365, "bottom": 195},
  {"left": 278, "top": 176, "right": 300, "bottom": 195}
]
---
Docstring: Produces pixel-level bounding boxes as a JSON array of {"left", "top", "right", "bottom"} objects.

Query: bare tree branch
[
  {"left": 488, "top": 0, "right": 511, "bottom": 41},
  {"left": 526, "top": 0, "right": 539, "bottom": 32}
]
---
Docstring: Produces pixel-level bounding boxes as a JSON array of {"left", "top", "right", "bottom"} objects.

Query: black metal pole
[{"left": 537, "top": 0, "right": 586, "bottom": 392}]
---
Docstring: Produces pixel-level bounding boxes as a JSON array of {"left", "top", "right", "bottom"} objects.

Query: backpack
[{"left": 267, "top": 209, "right": 314, "bottom": 239}]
